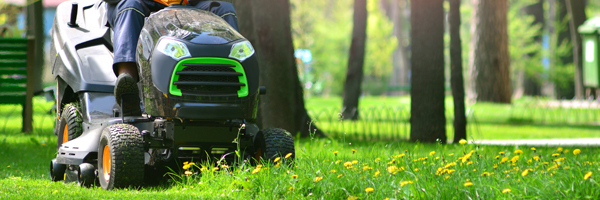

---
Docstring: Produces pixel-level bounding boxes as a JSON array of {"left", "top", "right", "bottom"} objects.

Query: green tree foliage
[
  {"left": 291, "top": 0, "right": 396, "bottom": 96},
  {"left": 508, "top": 0, "right": 543, "bottom": 83}
]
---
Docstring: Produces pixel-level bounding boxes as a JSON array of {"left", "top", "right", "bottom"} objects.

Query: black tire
[
  {"left": 98, "top": 124, "right": 144, "bottom": 190},
  {"left": 254, "top": 128, "right": 295, "bottom": 163},
  {"left": 50, "top": 159, "right": 66, "bottom": 181},
  {"left": 78, "top": 163, "right": 96, "bottom": 187},
  {"left": 56, "top": 104, "right": 83, "bottom": 150}
]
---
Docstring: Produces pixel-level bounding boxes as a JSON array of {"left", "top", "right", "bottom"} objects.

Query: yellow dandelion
[
  {"left": 329, "top": 170, "right": 337, "bottom": 173},
  {"left": 352, "top": 160, "right": 358, "bottom": 164},
  {"left": 429, "top": 151, "right": 436, "bottom": 156},
  {"left": 530, "top": 147, "right": 536, "bottom": 151},
  {"left": 467, "top": 161, "right": 473, "bottom": 165},
  {"left": 183, "top": 164, "right": 191, "bottom": 170},
  {"left": 495, "top": 155, "right": 500, "bottom": 160},
  {"left": 221, "top": 165, "right": 229, "bottom": 169},
  {"left": 374, "top": 170, "right": 380, "bottom": 177},
  {"left": 333, "top": 151, "right": 339, "bottom": 156},
  {"left": 337, "top": 174, "right": 344, "bottom": 178},
  {"left": 352, "top": 149, "right": 357, "bottom": 154},
  {"left": 584, "top": 171, "right": 592, "bottom": 180},
  {"left": 500, "top": 157, "right": 509, "bottom": 163},
  {"left": 212, "top": 166, "right": 219, "bottom": 171},
  {"left": 252, "top": 167, "right": 261, "bottom": 174},
  {"left": 285, "top": 153, "right": 293, "bottom": 159},
  {"left": 552, "top": 153, "right": 560, "bottom": 157},
  {"left": 386, "top": 166, "right": 398, "bottom": 174},
  {"left": 400, "top": 180, "right": 413, "bottom": 187},
  {"left": 510, "top": 156, "right": 519, "bottom": 163},
  {"left": 563, "top": 149, "right": 569, "bottom": 154},
  {"left": 291, "top": 174, "right": 298, "bottom": 178},
  {"left": 573, "top": 149, "right": 581, "bottom": 155},
  {"left": 348, "top": 196, "right": 359, "bottom": 200},
  {"left": 335, "top": 160, "right": 342, "bottom": 164},
  {"left": 463, "top": 182, "right": 473, "bottom": 187},
  {"left": 288, "top": 186, "right": 294, "bottom": 191},
  {"left": 374, "top": 158, "right": 381, "bottom": 162},
  {"left": 481, "top": 172, "right": 490, "bottom": 177},
  {"left": 274, "top": 157, "right": 281, "bottom": 163},
  {"left": 183, "top": 161, "right": 189, "bottom": 165},
  {"left": 521, "top": 169, "right": 529, "bottom": 177},
  {"left": 514, "top": 149, "right": 523, "bottom": 154},
  {"left": 533, "top": 156, "right": 539, "bottom": 161},
  {"left": 502, "top": 188, "right": 511, "bottom": 193},
  {"left": 313, "top": 176, "right": 323, "bottom": 182},
  {"left": 184, "top": 170, "right": 193, "bottom": 175},
  {"left": 344, "top": 161, "right": 353, "bottom": 167},
  {"left": 362, "top": 166, "right": 372, "bottom": 171},
  {"left": 499, "top": 152, "right": 505, "bottom": 155},
  {"left": 365, "top": 187, "right": 374, "bottom": 193},
  {"left": 444, "top": 175, "right": 450, "bottom": 180},
  {"left": 459, "top": 139, "right": 467, "bottom": 145},
  {"left": 557, "top": 147, "right": 563, "bottom": 152}
]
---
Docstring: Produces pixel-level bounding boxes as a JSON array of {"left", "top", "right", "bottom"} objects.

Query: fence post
[{"left": 22, "top": 37, "right": 35, "bottom": 133}]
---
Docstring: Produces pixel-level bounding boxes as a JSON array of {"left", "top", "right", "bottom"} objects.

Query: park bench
[{"left": 0, "top": 37, "right": 35, "bottom": 133}]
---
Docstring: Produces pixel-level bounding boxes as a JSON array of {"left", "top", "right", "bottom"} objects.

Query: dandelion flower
[
  {"left": 400, "top": 180, "right": 413, "bottom": 187},
  {"left": 333, "top": 151, "right": 339, "bottom": 156},
  {"left": 274, "top": 157, "right": 281, "bottom": 163},
  {"left": 552, "top": 153, "right": 560, "bottom": 157},
  {"left": 285, "top": 153, "right": 293, "bottom": 159},
  {"left": 213, "top": 166, "right": 219, "bottom": 171},
  {"left": 329, "top": 170, "right": 337, "bottom": 173},
  {"left": 365, "top": 187, "right": 374, "bottom": 193},
  {"left": 481, "top": 172, "right": 490, "bottom": 177},
  {"left": 288, "top": 186, "right": 294, "bottom": 191},
  {"left": 352, "top": 160, "right": 358, "bottom": 164},
  {"left": 502, "top": 188, "right": 511, "bottom": 193},
  {"left": 584, "top": 172, "right": 592, "bottom": 180},
  {"left": 374, "top": 158, "right": 381, "bottom": 162},
  {"left": 387, "top": 166, "right": 398, "bottom": 174},
  {"left": 252, "top": 167, "right": 261, "bottom": 174},
  {"left": 533, "top": 156, "right": 539, "bottom": 161},
  {"left": 347, "top": 196, "right": 359, "bottom": 200},
  {"left": 362, "top": 166, "right": 372, "bottom": 171},
  {"left": 563, "top": 149, "right": 569, "bottom": 154},
  {"left": 459, "top": 139, "right": 467, "bottom": 145},
  {"left": 500, "top": 157, "right": 509, "bottom": 163},
  {"left": 291, "top": 174, "right": 298, "bottom": 178},
  {"left": 184, "top": 170, "right": 192, "bottom": 175},
  {"left": 337, "top": 174, "right": 344, "bottom": 178},
  {"left": 352, "top": 149, "right": 357, "bottom": 154},
  {"left": 499, "top": 152, "right": 505, "bottom": 155},
  {"left": 510, "top": 156, "right": 519, "bottom": 163},
  {"left": 183, "top": 164, "right": 191, "bottom": 170},
  {"left": 313, "top": 176, "right": 323, "bottom": 182},
  {"left": 514, "top": 149, "right": 523, "bottom": 154},
  {"left": 530, "top": 147, "right": 536, "bottom": 151},
  {"left": 374, "top": 170, "right": 380, "bottom": 177},
  {"left": 429, "top": 151, "right": 436, "bottom": 156},
  {"left": 344, "top": 161, "right": 353, "bottom": 167},
  {"left": 557, "top": 147, "right": 563, "bottom": 152},
  {"left": 573, "top": 149, "right": 581, "bottom": 155},
  {"left": 463, "top": 182, "right": 473, "bottom": 187},
  {"left": 521, "top": 169, "right": 529, "bottom": 177}
]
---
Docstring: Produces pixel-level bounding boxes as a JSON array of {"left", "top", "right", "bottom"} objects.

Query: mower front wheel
[
  {"left": 98, "top": 124, "right": 145, "bottom": 190},
  {"left": 254, "top": 128, "right": 295, "bottom": 163},
  {"left": 57, "top": 104, "right": 83, "bottom": 150}
]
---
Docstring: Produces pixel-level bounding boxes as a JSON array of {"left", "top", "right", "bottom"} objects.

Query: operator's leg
[
  {"left": 193, "top": 1, "right": 239, "bottom": 31},
  {"left": 106, "top": 0, "right": 165, "bottom": 116}
]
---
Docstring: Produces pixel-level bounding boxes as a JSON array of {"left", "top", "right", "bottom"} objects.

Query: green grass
[
  {"left": 306, "top": 96, "right": 600, "bottom": 140},
  {"left": 1, "top": 96, "right": 600, "bottom": 198}
]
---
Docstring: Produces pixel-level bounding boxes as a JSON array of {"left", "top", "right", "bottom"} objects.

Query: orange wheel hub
[
  {"left": 62, "top": 124, "right": 69, "bottom": 144},
  {"left": 102, "top": 145, "right": 111, "bottom": 181}
]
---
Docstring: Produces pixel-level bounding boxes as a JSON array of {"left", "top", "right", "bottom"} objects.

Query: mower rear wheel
[
  {"left": 98, "top": 124, "right": 144, "bottom": 190},
  {"left": 254, "top": 128, "right": 295, "bottom": 163},
  {"left": 57, "top": 104, "right": 82, "bottom": 149}
]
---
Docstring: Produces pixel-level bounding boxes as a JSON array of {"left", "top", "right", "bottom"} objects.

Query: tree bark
[
  {"left": 233, "top": 0, "right": 325, "bottom": 137},
  {"left": 449, "top": 0, "right": 466, "bottom": 143},
  {"left": 409, "top": 0, "right": 446, "bottom": 143},
  {"left": 381, "top": 0, "right": 410, "bottom": 96},
  {"left": 555, "top": 0, "right": 575, "bottom": 99},
  {"left": 341, "top": 0, "right": 368, "bottom": 120},
  {"left": 471, "top": 0, "right": 511, "bottom": 103},
  {"left": 566, "top": 0, "right": 587, "bottom": 99}
]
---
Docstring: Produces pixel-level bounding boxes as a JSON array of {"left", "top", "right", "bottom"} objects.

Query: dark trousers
[{"left": 107, "top": 0, "right": 238, "bottom": 72}]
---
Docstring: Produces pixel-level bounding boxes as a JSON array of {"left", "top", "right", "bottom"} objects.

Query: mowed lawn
[{"left": 1, "top": 97, "right": 599, "bottom": 199}]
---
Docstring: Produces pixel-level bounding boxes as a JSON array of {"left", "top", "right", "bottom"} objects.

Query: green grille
[{"left": 169, "top": 57, "right": 249, "bottom": 97}]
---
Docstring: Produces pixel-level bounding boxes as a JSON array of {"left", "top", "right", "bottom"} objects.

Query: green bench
[{"left": 0, "top": 37, "right": 35, "bottom": 133}]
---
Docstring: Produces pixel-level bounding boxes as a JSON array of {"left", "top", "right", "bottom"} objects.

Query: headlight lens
[
  {"left": 156, "top": 38, "right": 191, "bottom": 60},
  {"left": 229, "top": 40, "right": 255, "bottom": 62}
]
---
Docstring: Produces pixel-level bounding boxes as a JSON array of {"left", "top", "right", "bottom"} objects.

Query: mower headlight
[
  {"left": 156, "top": 38, "right": 191, "bottom": 60},
  {"left": 229, "top": 40, "right": 255, "bottom": 62}
]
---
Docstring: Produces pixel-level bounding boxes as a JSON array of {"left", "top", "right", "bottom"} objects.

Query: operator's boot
[{"left": 114, "top": 73, "right": 142, "bottom": 116}]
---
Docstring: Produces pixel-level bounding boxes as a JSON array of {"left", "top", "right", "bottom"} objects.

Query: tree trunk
[
  {"left": 26, "top": 0, "right": 44, "bottom": 93},
  {"left": 471, "top": 0, "right": 511, "bottom": 103},
  {"left": 382, "top": 0, "right": 410, "bottom": 96},
  {"left": 449, "top": 0, "right": 466, "bottom": 143},
  {"left": 341, "top": 0, "right": 368, "bottom": 120},
  {"left": 566, "top": 0, "right": 587, "bottom": 99},
  {"left": 409, "top": 0, "right": 446, "bottom": 143},
  {"left": 555, "top": 0, "right": 575, "bottom": 99},
  {"left": 523, "top": 0, "right": 544, "bottom": 96},
  {"left": 233, "top": 0, "right": 325, "bottom": 137}
]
